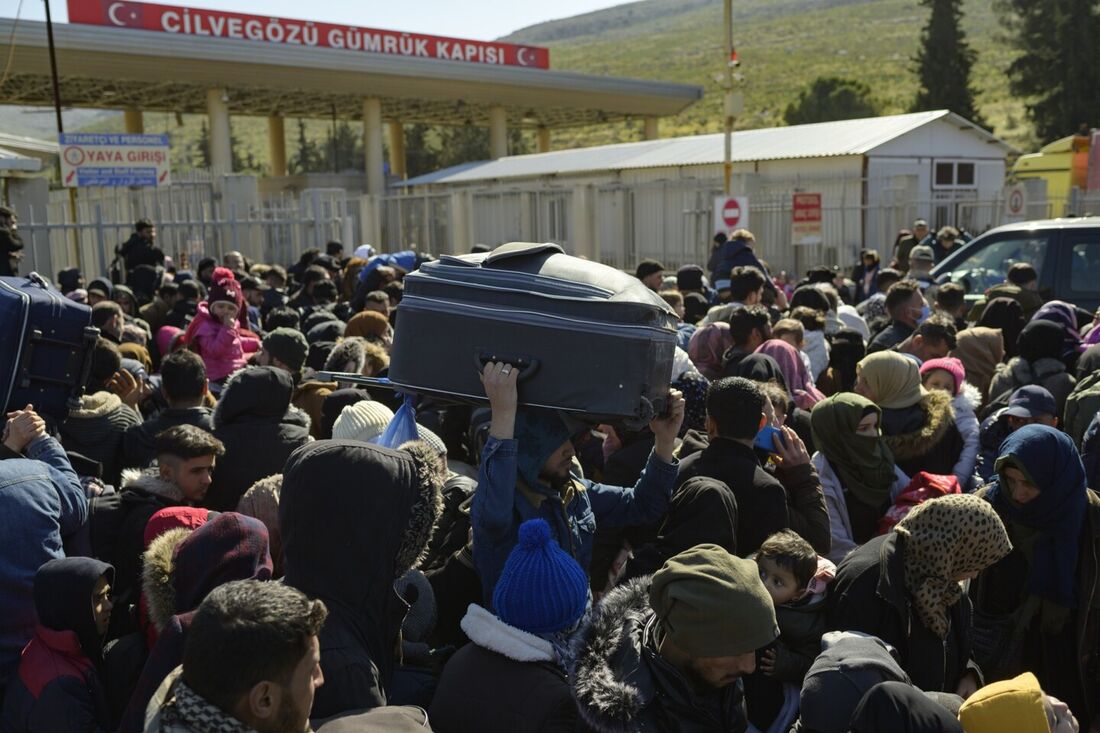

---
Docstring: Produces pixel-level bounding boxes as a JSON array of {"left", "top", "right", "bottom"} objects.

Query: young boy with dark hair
[{"left": 745, "top": 529, "right": 836, "bottom": 730}]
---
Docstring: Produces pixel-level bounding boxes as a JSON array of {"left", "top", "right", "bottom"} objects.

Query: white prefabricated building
[{"left": 397, "top": 110, "right": 1014, "bottom": 275}]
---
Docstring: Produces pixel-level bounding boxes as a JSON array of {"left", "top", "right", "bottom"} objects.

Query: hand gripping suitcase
[
  {"left": 388, "top": 243, "right": 679, "bottom": 427},
  {"left": 0, "top": 273, "right": 99, "bottom": 418}
]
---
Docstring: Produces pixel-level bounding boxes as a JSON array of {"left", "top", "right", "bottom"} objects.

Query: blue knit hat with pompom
[{"left": 492, "top": 518, "right": 589, "bottom": 635}]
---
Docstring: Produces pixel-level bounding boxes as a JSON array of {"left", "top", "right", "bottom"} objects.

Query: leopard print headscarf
[{"left": 895, "top": 494, "right": 1012, "bottom": 639}]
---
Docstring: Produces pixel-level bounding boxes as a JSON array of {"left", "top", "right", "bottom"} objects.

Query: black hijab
[
  {"left": 733, "top": 353, "right": 788, "bottom": 390},
  {"left": 978, "top": 297, "right": 1025, "bottom": 359}
]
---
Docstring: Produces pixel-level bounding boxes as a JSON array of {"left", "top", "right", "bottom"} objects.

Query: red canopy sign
[{"left": 67, "top": 0, "right": 551, "bottom": 69}]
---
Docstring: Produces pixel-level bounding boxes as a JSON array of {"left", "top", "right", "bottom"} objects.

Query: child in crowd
[
  {"left": 919, "top": 357, "right": 981, "bottom": 489},
  {"left": 745, "top": 530, "right": 835, "bottom": 731},
  {"left": 773, "top": 318, "right": 816, "bottom": 381},
  {"left": 1, "top": 558, "right": 115, "bottom": 733},
  {"left": 181, "top": 276, "right": 259, "bottom": 384}
]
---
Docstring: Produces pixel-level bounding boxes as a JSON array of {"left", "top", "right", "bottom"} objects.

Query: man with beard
[
  {"left": 572, "top": 544, "right": 779, "bottom": 732},
  {"left": 144, "top": 580, "right": 326, "bottom": 733},
  {"left": 473, "top": 361, "right": 685, "bottom": 599}
]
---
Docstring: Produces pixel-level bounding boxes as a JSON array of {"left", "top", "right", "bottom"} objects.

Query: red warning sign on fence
[{"left": 792, "top": 192, "right": 822, "bottom": 245}]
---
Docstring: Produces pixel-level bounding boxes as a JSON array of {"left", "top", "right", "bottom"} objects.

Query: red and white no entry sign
[
  {"left": 1008, "top": 188, "right": 1024, "bottom": 214},
  {"left": 713, "top": 196, "right": 750, "bottom": 234},
  {"left": 722, "top": 198, "right": 742, "bottom": 228}
]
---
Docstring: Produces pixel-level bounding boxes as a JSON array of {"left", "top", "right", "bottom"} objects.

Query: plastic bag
[{"left": 372, "top": 393, "right": 420, "bottom": 449}]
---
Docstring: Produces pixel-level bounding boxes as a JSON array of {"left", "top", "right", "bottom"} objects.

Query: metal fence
[
  {"left": 377, "top": 177, "right": 1100, "bottom": 276},
  {"left": 19, "top": 180, "right": 355, "bottom": 281},
  {"left": 18, "top": 174, "right": 1100, "bottom": 284}
]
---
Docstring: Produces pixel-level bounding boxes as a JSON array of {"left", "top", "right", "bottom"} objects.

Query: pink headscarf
[
  {"left": 156, "top": 325, "right": 183, "bottom": 356},
  {"left": 755, "top": 339, "right": 826, "bottom": 410},
  {"left": 688, "top": 322, "right": 733, "bottom": 380}
]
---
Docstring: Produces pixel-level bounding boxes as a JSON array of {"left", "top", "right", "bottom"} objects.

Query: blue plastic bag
[{"left": 371, "top": 393, "right": 420, "bottom": 449}]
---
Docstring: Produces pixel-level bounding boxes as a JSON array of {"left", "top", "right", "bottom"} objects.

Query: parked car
[{"left": 932, "top": 216, "right": 1100, "bottom": 313}]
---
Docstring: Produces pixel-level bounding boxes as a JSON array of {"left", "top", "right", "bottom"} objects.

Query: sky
[{"left": 8, "top": 0, "right": 630, "bottom": 40}]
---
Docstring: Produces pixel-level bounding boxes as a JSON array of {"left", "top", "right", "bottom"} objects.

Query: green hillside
[
  {"left": 65, "top": 0, "right": 1033, "bottom": 173},
  {"left": 521, "top": 0, "right": 1032, "bottom": 150}
]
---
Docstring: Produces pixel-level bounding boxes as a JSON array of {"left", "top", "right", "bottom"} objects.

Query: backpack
[{"left": 1063, "top": 370, "right": 1100, "bottom": 448}]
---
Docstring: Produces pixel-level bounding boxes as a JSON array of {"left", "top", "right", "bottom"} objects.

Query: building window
[{"left": 933, "top": 160, "right": 978, "bottom": 189}]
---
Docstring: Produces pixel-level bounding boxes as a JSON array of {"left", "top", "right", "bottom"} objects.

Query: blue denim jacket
[
  {"left": 472, "top": 436, "right": 677, "bottom": 601},
  {"left": 0, "top": 436, "right": 88, "bottom": 687}
]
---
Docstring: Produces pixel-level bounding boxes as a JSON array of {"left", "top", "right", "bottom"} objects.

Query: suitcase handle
[
  {"left": 474, "top": 351, "right": 540, "bottom": 381},
  {"left": 483, "top": 242, "right": 564, "bottom": 266}
]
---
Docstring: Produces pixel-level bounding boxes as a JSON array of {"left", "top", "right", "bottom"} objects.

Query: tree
[
  {"left": 404, "top": 123, "right": 441, "bottom": 178},
  {"left": 996, "top": 0, "right": 1100, "bottom": 142},
  {"left": 784, "top": 77, "right": 878, "bottom": 125},
  {"left": 322, "top": 122, "right": 364, "bottom": 173},
  {"left": 195, "top": 120, "right": 211, "bottom": 169},
  {"left": 289, "top": 118, "right": 322, "bottom": 174},
  {"left": 911, "top": 0, "right": 983, "bottom": 123}
]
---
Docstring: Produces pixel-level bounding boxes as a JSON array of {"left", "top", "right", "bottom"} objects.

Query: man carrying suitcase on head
[{"left": 472, "top": 361, "right": 685, "bottom": 600}]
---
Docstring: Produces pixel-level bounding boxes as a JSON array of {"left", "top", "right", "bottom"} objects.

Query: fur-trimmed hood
[
  {"left": 280, "top": 437, "right": 444, "bottom": 604},
  {"left": 1003, "top": 355, "right": 1068, "bottom": 385},
  {"left": 323, "top": 337, "right": 368, "bottom": 375},
  {"left": 142, "top": 513, "right": 273, "bottom": 635},
  {"left": 571, "top": 577, "right": 656, "bottom": 733},
  {"left": 121, "top": 468, "right": 187, "bottom": 503},
  {"left": 460, "top": 603, "right": 556, "bottom": 663},
  {"left": 279, "top": 437, "right": 444, "bottom": 711},
  {"left": 142, "top": 527, "right": 193, "bottom": 633},
  {"left": 71, "top": 390, "right": 124, "bottom": 419},
  {"left": 957, "top": 382, "right": 982, "bottom": 413},
  {"left": 882, "top": 389, "right": 955, "bottom": 461}
]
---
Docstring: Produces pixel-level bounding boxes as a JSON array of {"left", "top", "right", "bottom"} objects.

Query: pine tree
[
  {"left": 404, "top": 124, "right": 441, "bottom": 178},
  {"left": 196, "top": 120, "right": 211, "bottom": 169},
  {"left": 290, "top": 118, "right": 320, "bottom": 174},
  {"left": 911, "top": 0, "right": 983, "bottom": 124},
  {"left": 996, "top": 0, "right": 1100, "bottom": 142}
]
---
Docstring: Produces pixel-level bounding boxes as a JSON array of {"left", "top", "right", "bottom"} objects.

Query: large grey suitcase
[{"left": 389, "top": 243, "right": 678, "bottom": 426}]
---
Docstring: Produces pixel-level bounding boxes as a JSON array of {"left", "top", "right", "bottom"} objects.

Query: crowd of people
[{"left": 0, "top": 217, "right": 1097, "bottom": 733}]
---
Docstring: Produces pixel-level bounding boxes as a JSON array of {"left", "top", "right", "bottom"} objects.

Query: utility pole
[
  {"left": 44, "top": 0, "right": 80, "bottom": 266},
  {"left": 722, "top": 0, "right": 743, "bottom": 197}
]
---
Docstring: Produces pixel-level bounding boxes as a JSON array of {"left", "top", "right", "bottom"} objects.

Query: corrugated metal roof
[
  {"left": 0, "top": 146, "right": 43, "bottom": 172},
  {"left": 402, "top": 110, "right": 1013, "bottom": 186}
]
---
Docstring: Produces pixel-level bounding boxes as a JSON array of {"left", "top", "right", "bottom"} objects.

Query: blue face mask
[{"left": 915, "top": 305, "right": 930, "bottom": 325}]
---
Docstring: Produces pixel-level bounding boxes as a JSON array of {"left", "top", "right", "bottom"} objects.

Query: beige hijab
[
  {"left": 857, "top": 351, "right": 923, "bottom": 409},
  {"left": 952, "top": 327, "right": 1005, "bottom": 401},
  {"left": 896, "top": 494, "right": 1012, "bottom": 639}
]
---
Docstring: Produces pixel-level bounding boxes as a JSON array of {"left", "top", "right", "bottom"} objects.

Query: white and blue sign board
[{"left": 59, "top": 133, "right": 172, "bottom": 187}]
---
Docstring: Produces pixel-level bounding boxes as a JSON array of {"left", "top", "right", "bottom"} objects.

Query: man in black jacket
[
  {"left": 123, "top": 351, "right": 214, "bottom": 468},
  {"left": 117, "top": 219, "right": 164, "bottom": 280},
  {"left": 677, "top": 377, "right": 790, "bottom": 555},
  {"left": 91, "top": 425, "right": 223, "bottom": 639},
  {"left": 280, "top": 438, "right": 445, "bottom": 719},
  {"left": 867, "top": 280, "right": 926, "bottom": 354}
]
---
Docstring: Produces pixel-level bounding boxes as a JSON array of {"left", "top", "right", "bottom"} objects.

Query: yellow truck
[{"left": 1010, "top": 133, "right": 1091, "bottom": 206}]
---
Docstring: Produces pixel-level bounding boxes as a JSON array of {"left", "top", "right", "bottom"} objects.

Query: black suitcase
[
  {"left": 0, "top": 272, "right": 99, "bottom": 418},
  {"left": 388, "top": 243, "right": 678, "bottom": 426}
]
